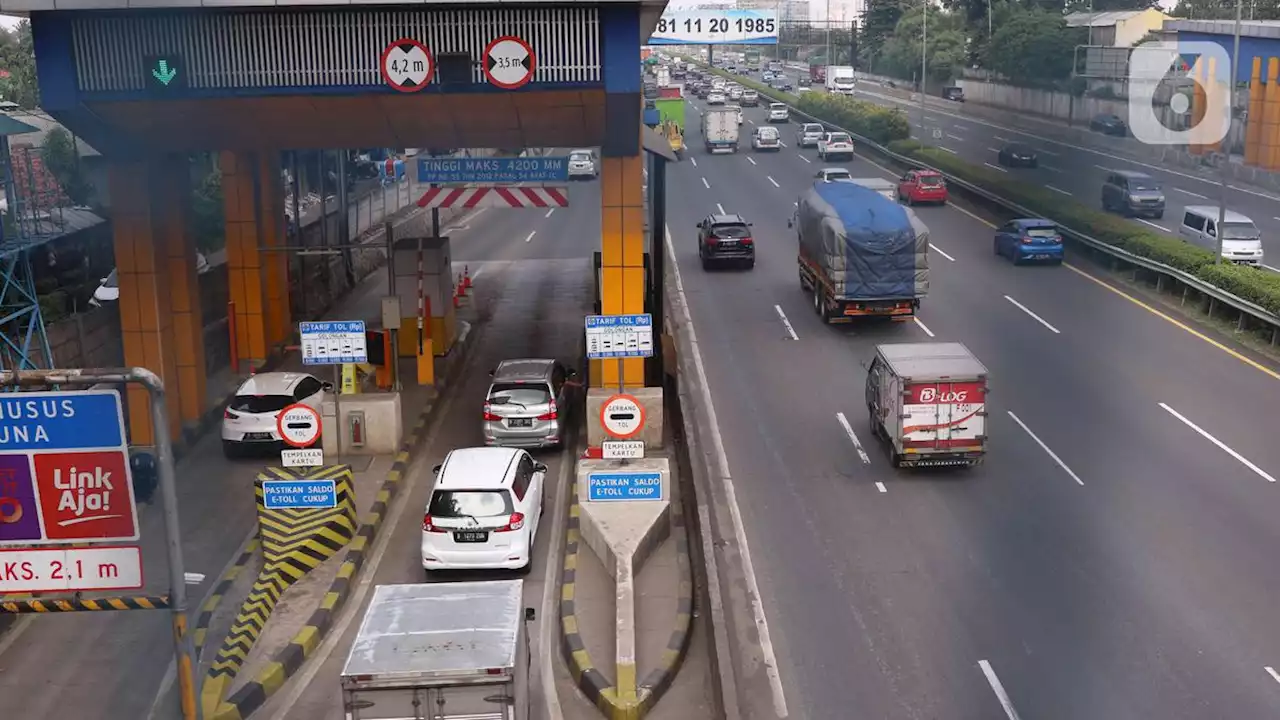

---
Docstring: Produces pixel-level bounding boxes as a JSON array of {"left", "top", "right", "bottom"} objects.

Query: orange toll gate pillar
[
  {"left": 108, "top": 158, "right": 194, "bottom": 445},
  {"left": 596, "top": 148, "right": 647, "bottom": 389},
  {"left": 256, "top": 152, "right": 292, "bottom": 353},
  {"left": 221, "top": 150, "right": 270, "bottom": 371}
]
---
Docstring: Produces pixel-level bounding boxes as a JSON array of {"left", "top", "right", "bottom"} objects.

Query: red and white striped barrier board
[{"left": 416, "top": 186, "right": 569, "bottom": 209}]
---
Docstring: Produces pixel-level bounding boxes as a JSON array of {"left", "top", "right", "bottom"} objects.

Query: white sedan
[
  {"left": 221, "top": 372, "right": 330, "bottom": 457},
  {"left": 707, "top": 91, "right": 726, "bottom": 105}
]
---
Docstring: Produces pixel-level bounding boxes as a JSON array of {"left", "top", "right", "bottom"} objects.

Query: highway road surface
[
  {"left": 676, "top": 92, "right": 1280, "bottom": 719},
  {"left": 253, "top": 188, "right": 600, "bottom": 720},
  {"left": 834, "top": 78, "right": 1280, "bottom": 270}
]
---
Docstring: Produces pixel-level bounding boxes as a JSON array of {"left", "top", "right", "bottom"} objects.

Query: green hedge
[
  {"left": 698, "top": 61, "right": 1280, "bottom": 319},
  {"left": 698, "top": 64, "right": 909, "bottom": 145}
]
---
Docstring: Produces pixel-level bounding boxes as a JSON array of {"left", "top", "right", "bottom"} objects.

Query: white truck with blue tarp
[{"left": 791, "top": 182, "right": 929, "bottom": 323}]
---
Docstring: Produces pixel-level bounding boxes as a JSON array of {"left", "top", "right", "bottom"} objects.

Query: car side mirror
[
  {"left": 535, "top": 462, "right": 549, "bottom": 473},
  {"left": 432, "top": 464, "right": 442, "bottom": 474},
  {"left": 100, "top": 277, "right": 108, "bottom": 284},
  {"left": 321, "top": 382, "right": 334, "bottom": 392},
  {"left": 525, "top": 607, "right": 536, "bottom": 622},
  {"left": 787, "top": 218, "right": 793, "bottom": 228},
  {"left": 488, "top": 369, "right": 495, "bottom": 376},
  {"left": 567, "top": 368, "right": 578, "bottom": 378}
]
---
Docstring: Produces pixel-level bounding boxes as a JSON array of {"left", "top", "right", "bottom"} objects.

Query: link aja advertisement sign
[{"left": 0, "top": 391, "right": 139, "bottom": 545}]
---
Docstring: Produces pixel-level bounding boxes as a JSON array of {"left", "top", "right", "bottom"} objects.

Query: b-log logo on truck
[{"left": 919, "top": 387, "right": 968, "bottom": 403}]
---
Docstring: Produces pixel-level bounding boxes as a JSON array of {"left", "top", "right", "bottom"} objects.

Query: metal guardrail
[{"left": 693, "top": 62, "right": 1280, "bottom": 342}]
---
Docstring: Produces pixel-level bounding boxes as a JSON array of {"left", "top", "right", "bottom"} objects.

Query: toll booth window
[
  {"left": 428, "top": 490, "right": 514, "bottom": 518},
  {"left": 488, "top": 383, "right": 551, "bottom": 406},
  {"left": 228, "top": 394, "right": 294, "bottom": 413}
]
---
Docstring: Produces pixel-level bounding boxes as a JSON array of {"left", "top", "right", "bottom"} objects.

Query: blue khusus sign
[
  {"left": 417, "top": 156, "right": 569, "bottom": 184},
  {"left": 587, "top": 472, "right": 664, "bottom": 502},
  {"left": 262, "top": 479, "right": 337, "bottom": 509}
]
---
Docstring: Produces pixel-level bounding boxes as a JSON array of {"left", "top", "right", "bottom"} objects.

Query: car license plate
[
  {"left": 454, "top": 531, "right": 489, "bottom": 543},
  {"left": 245, "top": 432, "right": 274, "bottom": 441},
  {"left": 1031, "top": 254, "right": 1051, "bottom": 260},
  {"left": 508, "top": 418, "right": 533, "bottom": 428}
]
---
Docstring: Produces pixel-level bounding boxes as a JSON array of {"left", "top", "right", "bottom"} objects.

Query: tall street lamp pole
[
  {"left": 1216, "top": 0, "right": 1244, "bottom": 265},
  {"left": 920, "top": 0, "right": 928, "bottom": 125}
]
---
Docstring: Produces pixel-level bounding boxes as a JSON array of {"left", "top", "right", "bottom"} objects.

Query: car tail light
[
  {"left": 483, "top": 404, "right": 501, "bottom": 421},
  {"left": 224, "top": 408, "right": 238, "bottom": 420},
  {"left": 1021, "top": 236, "right": 1034, "bottom": 245},
  {"left": 494, "top": 512, "right": 525, "bottom": 533},
  {"left": 537, "top": 402, "right": 558, "bottom": 421},
  {"left": 422, "top": 514, "right": 448, "bottom": 533},
  {"left": 705, "top": 235, "right": 719, "bottom": 245},
  {"left": 741, "top": 237, "right": 754, "bottom": 245}
]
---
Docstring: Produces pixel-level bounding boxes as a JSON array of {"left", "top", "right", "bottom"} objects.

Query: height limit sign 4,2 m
[{"left": 381, "top": 38, "right": 434, "bottom": 92}]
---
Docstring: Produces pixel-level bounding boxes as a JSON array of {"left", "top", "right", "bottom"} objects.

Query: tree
[
  {"left": 41, "top": 127, "right": 93, "bottom": 206},
  {"left": 986, "top": 10, "right": 1083, "bottom": 87},
  {"left": 877, "top": 6, "right": 968, "bottom": 85},
  {"left": 0, "top": 21, "right": 38, "bottom": 109},
  {"left": 859, "top": 0, "right": 906, "bottom": 69},
  {"left": 1174, "top": 0, "right": 1280, "bottom": 19}
]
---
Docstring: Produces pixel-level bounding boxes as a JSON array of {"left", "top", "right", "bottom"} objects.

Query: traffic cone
[
  {"left": 456, "top": 273, "right": 467, "bottom": 298},
  {"left": 463, "top": 266, "right": 473, "bottom": 289},
  {"left": 452, "top": 281, "right": 461, "bottom": 308}
]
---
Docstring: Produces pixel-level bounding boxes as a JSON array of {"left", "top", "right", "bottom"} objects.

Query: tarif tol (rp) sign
[{"left": 0, "top": 390, "right": 139, "bottom": 545}]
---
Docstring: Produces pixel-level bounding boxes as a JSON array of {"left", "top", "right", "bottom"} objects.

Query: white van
[{"left": 1178, "top": 206, "right": 1264, "bottom": 266}]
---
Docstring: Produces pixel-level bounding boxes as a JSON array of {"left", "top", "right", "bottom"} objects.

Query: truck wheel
[{"left": 813, "top": 285, "right": 829, "bottom": 322}]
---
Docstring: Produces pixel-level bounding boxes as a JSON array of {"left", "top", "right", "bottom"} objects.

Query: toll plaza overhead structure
[{"left": 17, "top": 0, "right": 671, "bottom": 443}]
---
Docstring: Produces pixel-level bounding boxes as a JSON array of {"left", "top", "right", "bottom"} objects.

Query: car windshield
[
  {"left": 712, "top": 224, "right": 751, "bottom": 238},
  {"left": 1221, "top": 223, "right": 1260, "bottom": 240},
  {"left": 1025, "top": 227, "right": 1059, "bottom": 238},
  {"left": 757, "top": 127, "right": 778, "bottom": 138},
  {"left": 228, "top": 394, "right": 294, "bottom": 414},
  {"left": 488, "top": 382, "right": 551, "bottom": 406},
  {"left": 1130, "top": 180, "right": 1160, "bottom": 191},
  {"left": 428, "top": 489, "right": 514, "bottom": 518},
  {"left": 825, "top": 170, "right": 851, "bottom": 180},
  {"left": 570, "top": 152, "right": 592, "bottom": 162},
  {"left": 829, "top": 134, "right": 851, "bottom": 143},
  {"left": 103, "top": 269, "right": 118, "bottom": 288},
  {"left": 803, "top": 124, "right": 823, "bottom": 133},
  {"left": 771, "top": 104, "right": 786, "bottom": 110},
  {"left": 918, "top": 174, "right": 944, "bottom": 187},
  {"left": 1008, "top": 145, "right": 1032, "bottom": 153}
]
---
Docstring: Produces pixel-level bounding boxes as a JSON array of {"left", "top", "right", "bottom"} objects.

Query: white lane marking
[
  {"left": 1174, "top": 187, "right": 1208, "bottom": 199},
  {"left": 875, "top": 482, "right": 888, "bottom": 493},
  {"left": 544, "top": 208, "right": 555, "bottom": 218},
  {"left": 1045, "top": 185, "right": 1072, "bottom": 196},
  {"left": 747, "top": 156, "right": 757, "bottom": 165},
  {"left": 664, "top": 225, "right": 789, "bottom": 716},
  {"left": 799, "top": 154, "right": 811, "bottom": 163},
  {"left": 913, "top": 317, "right": 935, "bottom": 337},
  {"left": 774, "top": 304, "right": 799, "bottom": 340},
  {"left": 702, "top": 177, "right": 711, "bottom": 189},
  {"left": 691, "top": 157, "right": 699, "bottom": 167},
  {"left": 1007, "top": 411, "right": 1084, "bottom": 486},
  {"left": 1158, "top": 403, "right": 1277, "bottom": 483},
  {"left": 263, "top": 365, "right": 467, "bottom": 720},
  {"left": 948, "top": 202, "right": 996, "bottom": 228},
  {"left": 768, "top": 176, "right": 780, "bottom": 188},
  {"left": 836, "top": 411, "right": 872, "bottom": 465},
  {"left": 929, "top": 243, "right": 956, "bottom": 262},
  {"left": 1093, "top": 164, "right": 1111, "bottom": 172},
  {"left": 538, "top": 423, "right": 576, "bottom": 720},
  {"left": 940, "top": 146, "right": 958, "bottom": 154},
  {"left": 993, "top": 135, "right": 1011, "bottom": 142},
  {"left": 1137, "top": 218, "right": 1170, "bottom": 232},
  {"left": 987, "top": 147, "right": 1001, "bottom": 153},
  {"left": 524, "top": 230, "right": 537, "bottom": 243},
  {"left": 716, "top": 202, "right": 726, "bottom": 215},
  {"left": 779, "top": 140, "right": 788, "bottom": 147},
  {"left": 954, "top": 123, "right": 970, "bottom": 130},
  {"left": 979, "top": 659, "right": 1024, "bottom": 720},
  {"left": 946, "top": 133, "right": 964, "bottom": 141},
  {"left": 1004, "top": 295, "right": 1061, "bottom": 334},
  {"left": 1040, "top": 165, "right": 1063, "bottom": 173},
  {"left": 984, "top": 163, "right": 1009, "bottom": 173},
  {"left": 1266, "top": 666, "right": 1280, "bottom": 684}
]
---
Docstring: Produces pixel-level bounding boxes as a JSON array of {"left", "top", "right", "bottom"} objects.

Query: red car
[{"left": 897, "top": 170, "right": 948, "bottom": 205}]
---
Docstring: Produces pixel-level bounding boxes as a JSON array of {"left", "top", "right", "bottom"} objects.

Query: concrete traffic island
[{"left": 561, "top": 385, "right": 697, "bottom": 719}]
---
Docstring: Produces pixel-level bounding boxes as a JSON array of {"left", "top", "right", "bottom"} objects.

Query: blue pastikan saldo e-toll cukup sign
[{"left": 587, "top": 472, "right": 664, "bottom": 502}]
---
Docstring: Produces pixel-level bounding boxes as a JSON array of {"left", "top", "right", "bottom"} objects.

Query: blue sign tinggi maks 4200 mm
[
  {"left": 416, "top": 157, "right": 569, "bottom": 184},
  {"left": 587, "top": 472, "right": 664, "bottom": 502},
  {"left": 262, "top": 479, "right": 338, "bottom": 510}
]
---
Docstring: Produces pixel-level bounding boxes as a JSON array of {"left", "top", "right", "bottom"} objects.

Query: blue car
[{"left": 994, "top": 218, "right": 1064, "bottom": 265}]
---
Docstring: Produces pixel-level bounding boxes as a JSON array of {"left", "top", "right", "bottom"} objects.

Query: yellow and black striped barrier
[
  {"left": 200, "top": 465, "right": 356, "bottom": 715},
  {"left": 1, "top": 595, "right": 171, "bottom": 613}
]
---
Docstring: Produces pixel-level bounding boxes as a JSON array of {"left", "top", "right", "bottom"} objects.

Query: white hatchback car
[
  {"left": 422, "top": 447, "right": 547, "bottom": 574},
  {"left": 221, "top": 372, "right": 330, "bottom": 457}
]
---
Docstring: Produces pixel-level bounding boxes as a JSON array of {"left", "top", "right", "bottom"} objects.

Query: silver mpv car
[{"left": 483, "top": 359, "right": 576, "bottom": 450}]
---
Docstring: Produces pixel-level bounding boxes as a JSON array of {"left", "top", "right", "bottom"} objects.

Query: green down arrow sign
[{"left": 144, "top": 55, "right": 187, "bottom": 92}]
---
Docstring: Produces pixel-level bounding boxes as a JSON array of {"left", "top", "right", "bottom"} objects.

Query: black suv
[{"left": 697, "top": 214, "right": 755, "bottom": 270}]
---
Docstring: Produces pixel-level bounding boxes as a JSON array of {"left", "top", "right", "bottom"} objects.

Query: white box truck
[
  {"left": 825, "top": 66, "right": 856, "bottom": 95},
  {"left": 702, "top": 107, "right": 740, "bottom": 153},
  {"left": 340, "top": 581, "right": 532, "bottom": 720}
]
